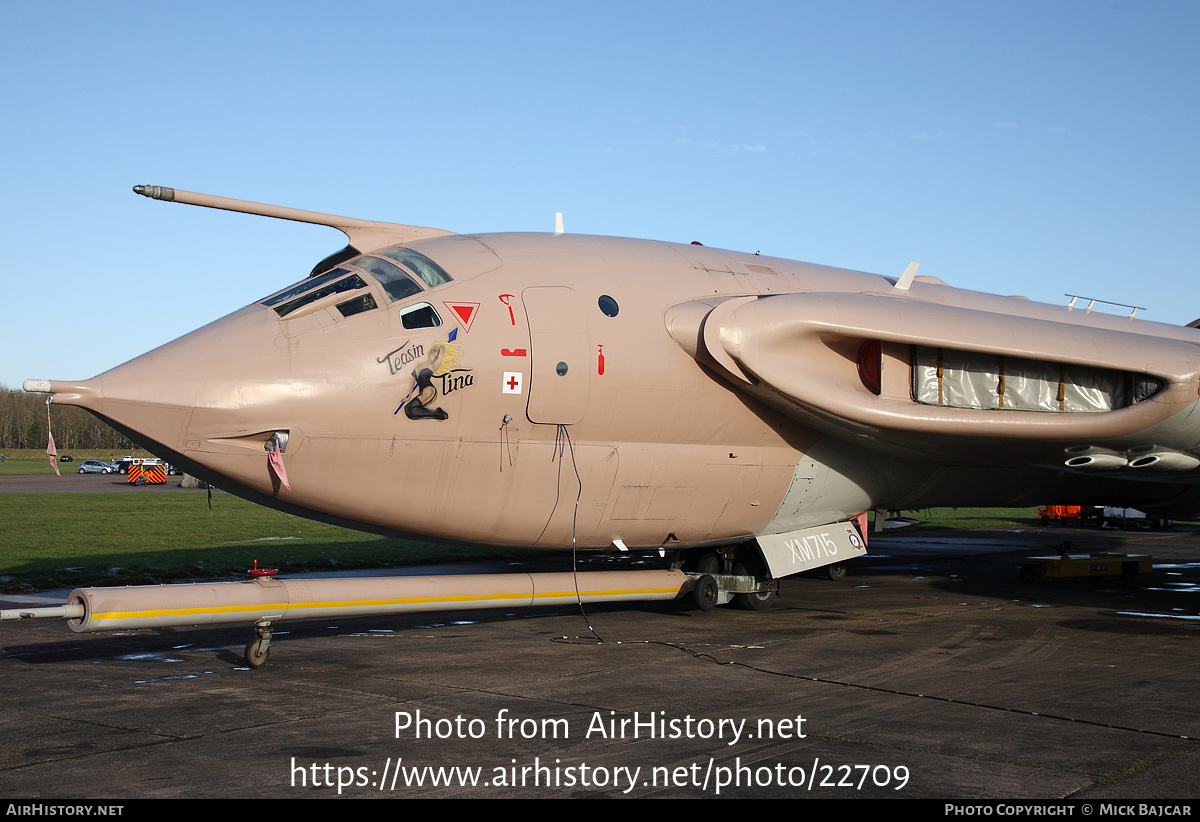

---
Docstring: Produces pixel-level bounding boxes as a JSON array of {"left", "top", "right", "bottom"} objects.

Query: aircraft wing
[{"left": 667, "top": 292, "right": 1200, "bottom": 464}]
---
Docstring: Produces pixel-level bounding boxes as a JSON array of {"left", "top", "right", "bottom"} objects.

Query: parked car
[{"left": 78, "top": 460, "right": 115, "bottom": 474}]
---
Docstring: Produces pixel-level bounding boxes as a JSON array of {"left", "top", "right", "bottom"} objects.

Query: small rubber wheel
[
  {"left": 1018, "top": 563, "right": 1043, "bottom": 583},
  {"left": 733, "top": 585, "right": 776, "bottom": 611},
  {"left": 692, "top": 575, "right": 718, "bottom": 612},
  {"left": 732, "top": 558, "right": 776, "bottom": 611},
  {"left": 78, "top": 468, "right": 85, "bottom": 474},
  {"left": 824, "top": 563, "right": 847, "bottom": 581},
  {"left": 244, "top": 639, "right": 270, "bottom": 668}
]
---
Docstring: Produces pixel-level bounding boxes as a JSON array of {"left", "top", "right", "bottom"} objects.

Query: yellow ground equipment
[{"left": 1019, "top": 551, "right": 1152, "bottom": 582}]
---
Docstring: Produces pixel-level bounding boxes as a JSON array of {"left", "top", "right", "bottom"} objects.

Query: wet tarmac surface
[{"left": 3, "top": 525, "right": 1200, "bottom": 798}]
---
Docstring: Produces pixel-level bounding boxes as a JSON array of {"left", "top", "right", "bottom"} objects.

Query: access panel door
[{"left": 522, "top": 286, "right": 591, "bottom": 424}]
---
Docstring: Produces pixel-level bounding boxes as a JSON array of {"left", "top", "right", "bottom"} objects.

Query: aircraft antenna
[{"left": 893, "top": 261, "right": 920, "bottom": 291}]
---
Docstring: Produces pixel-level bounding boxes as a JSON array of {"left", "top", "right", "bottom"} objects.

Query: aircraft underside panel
[
  {"left": 595, "top": 444, "right": 799, "bottom": 548},
  {"left": 764, "top": 438, "right": 908, "bottom": 534},
  {"left": 532, "top": 443, "right": 620, "bottom": 547}
]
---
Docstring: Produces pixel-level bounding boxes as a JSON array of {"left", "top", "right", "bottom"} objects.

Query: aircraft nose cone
[{"left": 33, "top": 304, "right": 289, "bottom": 461}]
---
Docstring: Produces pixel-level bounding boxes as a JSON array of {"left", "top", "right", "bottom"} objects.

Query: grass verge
[
  {"left": 0, "top": 453, "right": 153, "bottom": 476},
  {"left": 3, "top": 496, "right": 1186, "bottom": 593},
  {"left": 0, "top": 492, "right": 542, "bottom": 592}
]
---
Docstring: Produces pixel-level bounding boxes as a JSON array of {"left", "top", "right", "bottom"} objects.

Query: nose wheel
[{"left": 244, "top": 621, "right": 273, "bottom": 668}]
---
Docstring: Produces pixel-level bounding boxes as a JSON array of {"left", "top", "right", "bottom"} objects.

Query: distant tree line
[{"left": 0, "top": 385, "right": 136, "bottom": 451}]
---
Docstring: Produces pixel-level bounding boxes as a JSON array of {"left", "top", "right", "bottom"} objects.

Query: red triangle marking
[{"left": 443, "top": 302, "right": 480, "bottom": 333}]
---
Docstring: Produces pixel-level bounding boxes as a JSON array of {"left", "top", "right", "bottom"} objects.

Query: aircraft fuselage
[{"left": 33, "top": 201, "right": 1200, "bottom": 553}]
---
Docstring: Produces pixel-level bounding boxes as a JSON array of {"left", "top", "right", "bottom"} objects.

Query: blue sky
[{"left": 3, "top": 1, "right": 1198, "bottom": 390}]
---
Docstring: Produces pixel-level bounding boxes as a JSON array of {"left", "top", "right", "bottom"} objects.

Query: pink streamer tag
[
  {"left": 46, "top": 432, "right": 60, "bottom": 478},
  {"left": 268, "top": 447, "right": 290, "bottom": 491}
]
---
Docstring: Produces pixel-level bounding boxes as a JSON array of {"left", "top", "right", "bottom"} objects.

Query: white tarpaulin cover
[{"left": 913, "top": 347, "right": 1129, "bottom": 413}]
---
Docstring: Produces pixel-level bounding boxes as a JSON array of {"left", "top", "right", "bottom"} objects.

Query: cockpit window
[
  {"left": 352, "top": 256, "right": 423, "bottom": 302},
  {"left": 272, "top": 273, "right": 368, "bottom": 317},
  {"left": 261, "top": 247, "right": 450, "bottom": 321},
  {"left": 336, "top": 293, "right": 378, "bottom": 318},
  {"left": 262, "top": 269, "right": 350, "bottom": 308},
  {"left": 379, "top": 247, "right": 453, "bottom": 288},
  {"left": 399, "top": 302, "right": 442, "bottom": 330}
]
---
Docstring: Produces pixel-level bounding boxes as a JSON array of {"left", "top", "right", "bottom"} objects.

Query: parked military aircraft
[{"left": 10, "top": 185, "right": 1200, "bottom": 665}]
